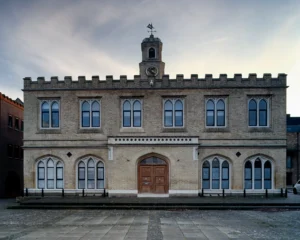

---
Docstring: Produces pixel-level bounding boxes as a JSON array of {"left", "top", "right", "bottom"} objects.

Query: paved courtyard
[{"left": 1, "top": 199, "right": 300, "bottom": 240}]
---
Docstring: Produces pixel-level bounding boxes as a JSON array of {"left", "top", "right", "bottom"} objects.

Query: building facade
[
  {"left": 23, "top": 33, "right": 287, "bottom": 196},
  {"left": 0, "top": 93, "right": 24, "bottom": 198},
  {"left": 286, "top": 115, "right": 300, "bottom": 186}
]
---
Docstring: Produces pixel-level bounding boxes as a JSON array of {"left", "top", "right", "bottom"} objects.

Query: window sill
[
  {"left": 248, "top": 127, "right": 272, "bottom": 132},
  {"left": 204, "top": 127, "right": 229, "bottom": 132},
  {"left": 120, "top": 127, "right": 145, "bottom": 133},
  {"left": 78, "top": 128, "right": 103, "bottom": 134},
  {"left": 161, "top": 128, "right": 187, "bottom": 133},
  {"left": 36, "top": 129, "right": 61, "bottom": 134}
]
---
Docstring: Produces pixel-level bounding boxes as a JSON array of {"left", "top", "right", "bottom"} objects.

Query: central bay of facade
[{"left": 23, "top": 32, "right": 287, "bottom": 196}]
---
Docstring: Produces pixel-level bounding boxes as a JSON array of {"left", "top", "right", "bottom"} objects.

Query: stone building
[
  {"left": 0, "top": 92, "right": 24, "bottom": 198},
  {"left": 286, "top": 114, "right": 300, "bottom": 186},
  {"left": 23, "top": 32, "right": 287, "bottom": 197}
]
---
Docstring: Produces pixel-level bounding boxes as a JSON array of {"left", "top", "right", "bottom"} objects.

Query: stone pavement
[{"left": 1, "top": 198, "right": 300, "bottom": 239}]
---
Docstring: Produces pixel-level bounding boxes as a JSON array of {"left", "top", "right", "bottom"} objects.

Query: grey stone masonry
[{"left": 23, "top": 73, "right": 287, "bottom": 91}]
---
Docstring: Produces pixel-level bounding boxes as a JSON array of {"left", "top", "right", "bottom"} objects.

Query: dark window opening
[
  {"left": 149, "top": 48, "right": 155, "bottom": 58},
  {"left": 7, "top": 145, "right": 13, "bottom": 158},
  {"left": 8, "top": 115, "right": 13, "bottom": 128},
  {"left": 15, "top": 118, "right": 19, "bottom": 130}
]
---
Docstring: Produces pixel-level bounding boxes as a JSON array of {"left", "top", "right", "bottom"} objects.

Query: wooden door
[{"left": 139, "top": 164, "right": 168, "bottom": 194}]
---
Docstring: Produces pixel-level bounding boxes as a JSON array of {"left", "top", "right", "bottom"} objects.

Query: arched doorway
[{"left": 138, "top": 156, "right": 169, "bottom": 194}]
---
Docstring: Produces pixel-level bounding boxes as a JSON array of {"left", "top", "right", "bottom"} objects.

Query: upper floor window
[
  {"left": 287, "top": 156, "right": 292, "bottom": 169},
  {"left": 81, "top": 100, "right": 101, "bottom": 128},
  {"left": 37, "top": 157, "right": 64, "bottom": 189},
  {"left": 7, "top": 144, "right": 13, "bottom": 158},
  {"left": 41, "top": 100, "right": 60, "bottom": 128},
  {"left": 8, "top": 115, "right": 13, "bottom": 128},
  {"left": 206, "top": 99, "right": 226, "bottom": 127},
  {"left": 15, "top": 118, "right": 19, "bottom": 130},
  {"left": 122, "top": 99, "right": 142, "bottom": 127},
  {"left": 248, "top": 98, "right": 268, "bottom": 127},
  {"left": 149, "top": 47, "right": 155, "bottom": 59},
  {"left": 21, "top": 120, "right": 24, "bottom": 132},
  {"left": 164, "top": 99, "right": 184, "bottom": 127}
]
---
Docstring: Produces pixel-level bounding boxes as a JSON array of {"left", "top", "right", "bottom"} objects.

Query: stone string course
[{"left": 23, "top": 73, "right": 287, "bottom": 90}]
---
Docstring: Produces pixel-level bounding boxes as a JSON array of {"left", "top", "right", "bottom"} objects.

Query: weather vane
[{"left": 147, "top": 23, "right": 156, "bottom": 36}]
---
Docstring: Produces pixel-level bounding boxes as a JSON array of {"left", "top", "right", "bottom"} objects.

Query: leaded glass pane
[
  {"left": 42, "top": 112, "right": 49, "bottom": 127},
  {"left": 164, "top": 100, "right": 172, "bottom": 110},
  {"left": 222, "top": 180, "right": 229, "bottom": 189},
  {"left": 88, "top": 168, "right": 94, "bottom": 180},
  {"left": 212, "top": 180, "right": 219, "bottom": 189},
  {"left": 203, "top": 180, "right": 210, "bottom": 189},
  {"left": 264, "top": 168, "right": 271, "bottom": 179},
  {"left": 38, "top": 180, "right": 45, "bottom": 189},
  {"left": 78, "top": 180, "right": 85, "bottom": 189},
  {"left": 133, "top": 101, "right": 141, "bottom": 110},
  {"left": 47, "top": 159, "right": 54, "bottom": 167},
  {"left": 82, "top": 112, "right": 90, "bottom": 127},
  {"left": 217, "top": 111, "right": 225, "bottom": 126},
  {"left": 259, "top": 111, "right": 267, "bottom": 126},
  {"left": 165, "top": 111, "right": 173, "bottom": 127},
  {"left": 259, "top": 99, "right": 267, "bottom": 110},
  {"left": 264, "top": 180, "right": 271, "bottom": 189},
  {"left": 255, "top": 180, "right": 262, "bottom": 189},
  {"left": 39, "top": 168, "right": 45, "bottom": 179},
  {"left": 222, "top": 167, "right": 229, "bottom": 179},
  {"left": 133, "top": 111, "right": 141, "bottom": 127},
  {"left": 47, "top": 179, "right": 54, "bottom": 189},
  {"left": 92, "top": 112, "right": 100, "bottom": 127},
  {"left": 91, "top": 101, "right": 100, "bottom": 111},
  {"left": 51, "top": 102, "right": 58, "bottom": 110},
  {"left": 207, "top": 100, "right": 214, "bottom": 110},
  {"left": 51, "top": 112, "right": 59, "bottom": 127},
  {"left": 175, "top": 100, "right": 183, "bottom": 110},
  {"left": 203, "top": 168, "right": 209, "bottom": 180},
  {"left": 57, "top": 180, "right": 63, "bottom": 189},
  {"left": 216, "top": 100, "right": 225, "bottom": 110},
  {"left": 87, "top": 180, "right": 95, "bottom": 189},
  {"left": 97, "top": 180, "right": 104, "bottom": 189},
  {"left": 212, "top": 168, "right": 219, "bottom": 179},
  {"left": 123, "top": 101, "right": 131, "bottom": 111},
  {"left": 82, "top": 102, "right": 89, "bottom": 111},
  {"left": 249, "top": 111, "right": 257, "bottom": 126},
  {"left": 47, "top": 168, "right": 54, "bottom": 179},
  {"left": 57, "top": 168, "right": 63, "bottom": 179},
  {"left": 97, "top": 167, "right": 104, "bottom": 179},
  {"left": 123, "top": 111, "right": 131, "bottom": 127},
  {"left": 42, "top": 102, "right": 49, "bottom": 110},
  {"left": 245, "top": 180, "right": 252, "bottom": 189},
  {"left": 245, "top": 168, "right": 251, "bottom": 179},
  {"left": 206, "top": 111, "right": 214, "bottom": 126},
  {"left": 97, "top": 162, "right": 104, "bottom": 167},
  {"left": 249, "top": 99, "right": 256, "bottom": 110},
  {"left": 175, "top": 111, "right": 183, "bottom": 126},
  {"left": 79, "top": 168, "right": 85, "bottom": 179}
]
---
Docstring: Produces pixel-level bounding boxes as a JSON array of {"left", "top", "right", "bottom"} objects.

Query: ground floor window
[
  {"left": 77, "top": 156, "right": 105, "bottom": 189},
  {"left": 37, "top": 157, "right": 64, "bottom": 189},
  {"left": 244, "top": 156, "right": 272, "bottom": 189},
  {"left": 202, "top": 157, "right": 230, "bottom": 189}
]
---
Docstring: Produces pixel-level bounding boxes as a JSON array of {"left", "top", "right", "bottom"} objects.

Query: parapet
[{"left": 23, "top": 73, "right": 287, "bottom": 91}]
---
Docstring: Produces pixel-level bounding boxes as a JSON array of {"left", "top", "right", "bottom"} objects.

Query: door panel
[{"left": 139, "top": 164, "right": 168, "bottom": 194}]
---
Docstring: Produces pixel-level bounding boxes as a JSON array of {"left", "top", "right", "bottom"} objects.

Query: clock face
[{"left": 146, "top": 66, "right": 158, "bottom": 76}]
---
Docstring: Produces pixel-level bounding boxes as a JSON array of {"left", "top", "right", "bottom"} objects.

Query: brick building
[
  {"left": 0, "top": 93, "right": 24, "bottom": 197},
  {"left": 23, "top": 32, "right": 287, "bottom": 196},
  {"left": 286, "top": 114, "right": 300, "bottom": 186}
]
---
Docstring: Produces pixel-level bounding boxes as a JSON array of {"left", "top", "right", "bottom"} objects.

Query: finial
[{"left": 147, "top": 23, "right": 156, "bottom": 36}]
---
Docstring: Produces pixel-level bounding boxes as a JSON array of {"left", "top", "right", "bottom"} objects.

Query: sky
[{"left": 0, "top": 0, "right": 299, "bottom": 116}]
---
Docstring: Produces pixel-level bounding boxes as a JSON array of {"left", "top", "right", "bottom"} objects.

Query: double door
[{"left": 138, "top": 165, "right": 168, "bottom": 194}]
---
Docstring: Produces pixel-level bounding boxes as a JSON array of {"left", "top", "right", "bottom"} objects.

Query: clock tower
[{"left": 139, "top": 25, "right": 165, "bottom": 79}]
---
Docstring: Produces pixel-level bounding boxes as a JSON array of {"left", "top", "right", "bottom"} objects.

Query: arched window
[
  {"left": 91, "top": 101, "right": 100, "bottom": 127},
  {"left": 149, "top": 47, "right": 155, "bottom": 59},
  {"left": 244, "top": 156, "right": 272, "bottom": 190},
  {"left": 87, "top": 159, "right": 95, "bottom": 189},
  {"left": 38, "top": 161, "right": 45, "bottom": 189},
  {"left": 164, "top": 100, "right": 173, "bottom": 127},
  {"left": 123, "top": 100, "right": 131, "bottom": 127},
  {"left": 212, "top": 158, "right": 220, "bottom": 189},
  {"left": 175, "top": 100, "right": 183, "bottom": 126},
  {"left": 41, "top": 102, "right": 49, "bottom": 128},
  {"left": 254, "top": 158, "right": 262, "bottom": 189},
  {"left": 259, "top": 100, "right": 267, "bottom": 126},
  {"left": 47, "top": 159, "right": 54, "bottom": 189},
  {"left": 244, "top": 161, "right": 252, "bottom": 189},
  {"left": 206, "top": 100, "right": 215, "bottom": 126},
  {"left": 56, "top": 162, "right": 63, "bottom": 189},
  {"left": 51, "top": 102, "right": 59, "bottom": 128},
  {"left": 97, "top": 162, "right": 105, "bottom": 189},
  {"left": 222, "top": 161, "right": 229, "bottom": 189},
  {"left": 77, "top": 157, "right": 105, "bottom": 189},
  {"left": 82, "top": 101, "right": 90, "bottom": 127},
  {"left": 133, "top": 100, "right": 141, "bottom": 127},
  {"left": 37, "top": 157, "right": 64, "bottom": 189},
  {"left": 264, "top": 161, "right": 272, "bottom": 189},
  {"left": 78, "top": 161, "right": 85, "bottom": 189},
  {"left": 216, "top": 100, "right": 225, "bottom": 126},
  {"left": 202, "top": 161, "right": 210, "bottom": 189},
  {"left": 249, "top": 99, "right": 257, "bottom": 126}
]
